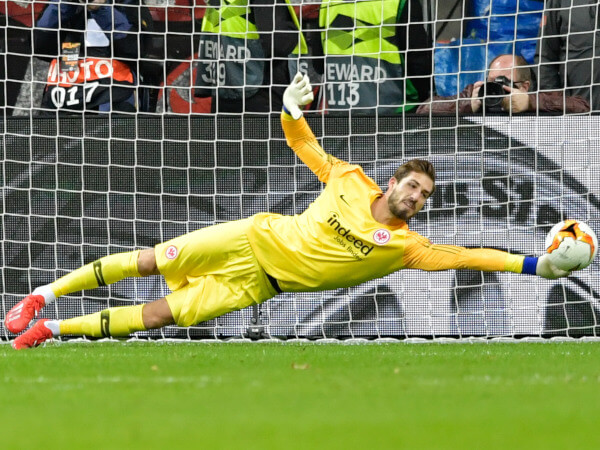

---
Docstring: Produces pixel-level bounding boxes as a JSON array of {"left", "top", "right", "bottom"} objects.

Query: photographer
[
  {"left": 33, "top": 0, "right": 153, "bottom": 113},
  {"left": 417, "top": 54, "right": 589, "bottom": 115}
]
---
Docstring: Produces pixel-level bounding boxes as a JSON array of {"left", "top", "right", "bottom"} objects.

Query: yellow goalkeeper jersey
[{"left": 247, "top": 114, "right": 525, "bottom": 292}]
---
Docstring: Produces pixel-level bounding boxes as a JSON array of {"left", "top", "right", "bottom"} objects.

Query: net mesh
[
  {"left": 1, "top": 0, "right": 599, "bottom": 341},
  {"left": 2, "top": 115, "right": 599, "bottom": 340}
]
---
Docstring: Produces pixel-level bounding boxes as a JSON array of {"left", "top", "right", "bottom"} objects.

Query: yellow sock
[
  {"left": 59, "top": 304, "right": 147, "bottom": 337},
  {"left": 50, "top": 251, "right": 141, "bottom": 297}
]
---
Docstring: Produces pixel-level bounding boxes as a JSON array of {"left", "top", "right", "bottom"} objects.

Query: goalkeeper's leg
[
  {"left": 12, "top": 298, "right": 174, "bottom": 350},
  {"left": 5, "top": 249, "right": 159, "bottom": 334}
]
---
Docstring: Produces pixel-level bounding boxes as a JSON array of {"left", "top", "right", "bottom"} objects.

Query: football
[{"left": 545, "top": 220, "right": 598, "bottom": 271}]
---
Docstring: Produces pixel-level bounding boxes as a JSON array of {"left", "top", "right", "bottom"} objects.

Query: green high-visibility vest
[
  {"left": 196, "top": 0, "right": 308, "bottom": 100},
  {"left": 286, "top": 1, "right": 310, "bottom": 79},
  {"left": 319, "top": 0, "right": 419, "bottom": 114}
]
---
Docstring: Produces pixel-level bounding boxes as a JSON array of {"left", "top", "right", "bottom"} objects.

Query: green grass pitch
[{"left": 2, "top": 341, "right": 600, "bottom": 450}]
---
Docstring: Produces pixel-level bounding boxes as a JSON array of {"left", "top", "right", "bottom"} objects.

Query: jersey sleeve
[
  {"left": 402, "top": 232, "right": 525, "bottom": 273},
  {"left": 281, "top": 112, "right": 347, "bottom": 183}
]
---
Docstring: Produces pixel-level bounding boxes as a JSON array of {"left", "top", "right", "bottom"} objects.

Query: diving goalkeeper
[{"left": 5, "top": 74, "right": 570, "bottom": 349}]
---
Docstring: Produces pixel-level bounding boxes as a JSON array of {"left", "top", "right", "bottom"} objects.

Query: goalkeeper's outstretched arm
[
  {"left": 402, "top": 232, "right": 569, "bottom": 279},
  {"left": 280, "top": 73, "right": 348, "bottom": 182}
]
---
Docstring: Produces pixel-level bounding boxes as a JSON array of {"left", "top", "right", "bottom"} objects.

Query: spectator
[
  {"left": 417, "top": 54, "right": 590, "bottom": 115},
  {"left": 194, "top": 0, "right": 308, "bottom": 114},
  {"left": 535, "top": 0, "right": 599, "bottom": 112},
  {"left": 319, "top": 0, "right": 433, "bottom": 115},
  {"left": 34, "top": 0, "right": 153, "bottom": 113}
]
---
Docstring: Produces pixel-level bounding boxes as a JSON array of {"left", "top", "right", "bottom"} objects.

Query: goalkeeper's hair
[{"left": 393, "top": 159, "right": 436, "bottom": 193}]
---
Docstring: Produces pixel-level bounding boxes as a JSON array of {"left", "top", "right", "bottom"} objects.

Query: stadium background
[{"left": 2, "top": 114, "right": 599, "bottom": 340}]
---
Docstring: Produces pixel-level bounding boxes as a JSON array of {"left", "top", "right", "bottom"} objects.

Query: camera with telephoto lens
[{"left": 478, "top": 75, "right": 515, "bottom": 111}]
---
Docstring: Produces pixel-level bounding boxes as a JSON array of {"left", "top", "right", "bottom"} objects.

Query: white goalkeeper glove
[
  {"left": 283, "top": 72, "right": 314, "bottom": 120},
  {"left": 536, "top": 254, "right": 570, "bottom": 279}
]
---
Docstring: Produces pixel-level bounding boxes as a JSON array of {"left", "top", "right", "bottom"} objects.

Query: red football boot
[
  {"left": 5, "top": 294, "right": 46, "bottom": 334},
  {"left": 12, "top": 319, "right": 54, "bottom": 350}
]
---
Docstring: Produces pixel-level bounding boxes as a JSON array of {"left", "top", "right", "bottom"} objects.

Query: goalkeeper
[{"left": 6, "top": 74, "right": 570, "bottom": 349}]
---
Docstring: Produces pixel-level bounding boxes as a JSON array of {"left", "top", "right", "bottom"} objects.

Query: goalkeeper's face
[{"left": 386, "top": 171, "right": 434, "bottom": 221}]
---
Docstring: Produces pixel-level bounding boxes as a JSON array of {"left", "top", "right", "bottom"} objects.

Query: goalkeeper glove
[
  {"left": 535, "top": 254, "right": 570, "bottom": 279},
  {"left": 283, "top": 72, "right": 314, "bottom": 120}
]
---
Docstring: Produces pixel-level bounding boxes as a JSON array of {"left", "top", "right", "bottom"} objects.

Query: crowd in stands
[
  {"left": 33, "top": 0, "right": 153, "bottom": 113},
  {"left": 416, "top": 54, "right": 590, "bottom": 115},
  {"left": 1, "top": 0, "right": 597, "bottom": 115}
]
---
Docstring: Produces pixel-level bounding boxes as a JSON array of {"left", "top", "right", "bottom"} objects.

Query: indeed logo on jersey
[{"left": 327, "top": 212, "right": 373, "bottom": 256}]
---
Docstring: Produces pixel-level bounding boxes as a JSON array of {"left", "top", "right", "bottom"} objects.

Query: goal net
[{"left": 1, "top": 0, "right": 599, "bottom": 341}]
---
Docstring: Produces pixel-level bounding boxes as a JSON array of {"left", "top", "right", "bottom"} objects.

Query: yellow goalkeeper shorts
[{"left": 154, "top": 218, "right": 279, "bottom": 327}]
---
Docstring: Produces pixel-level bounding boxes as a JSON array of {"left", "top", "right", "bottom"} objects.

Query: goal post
[{"left": 1, "top": 0, "right": 599, "bottom": 341}]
